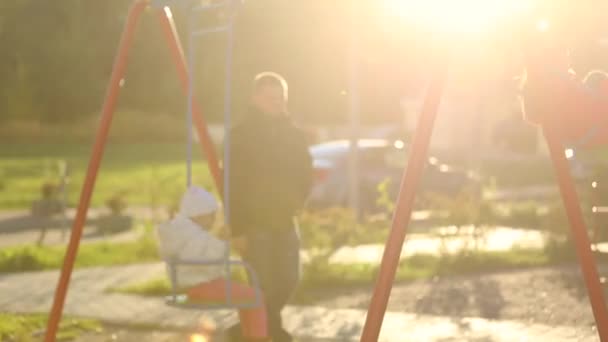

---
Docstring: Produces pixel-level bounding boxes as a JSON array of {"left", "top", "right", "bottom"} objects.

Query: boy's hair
[
  {"left": 583, "top": 70, "right": 608, "bottom": 91},
  {"left": 253, "top": 72, "right": 288, "bottom": 100}
]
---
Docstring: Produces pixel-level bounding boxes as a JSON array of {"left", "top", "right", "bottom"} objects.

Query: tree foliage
[{"left": 1, "top": 1, "right": 606, "bottom": 127}]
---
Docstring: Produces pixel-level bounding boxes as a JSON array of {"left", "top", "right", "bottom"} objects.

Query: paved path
[
  {"left": 0, "top": 226, "right": 142, "bottom": 248},
  {"left": 0, "top": 208, "right": 158, "bottom": 248},
  {"left": 0, "top": 264, "right": 600, "bottom": 341}
]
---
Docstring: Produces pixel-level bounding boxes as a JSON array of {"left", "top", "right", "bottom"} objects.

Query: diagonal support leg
[
  {"left": 360, "top": 64, "right": 448, "bottom": 342},
  {"left": 544, "top": 128, "right": 608, "bottom": 341},
  {"left": 44, "top": 1, "right": 148, "bottom": 341},
  {"left": 156, "top": 7, "right": 224, "bottom": 196}
]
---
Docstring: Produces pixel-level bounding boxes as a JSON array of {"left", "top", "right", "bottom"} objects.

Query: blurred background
[
  {"left": 3, "top": 1, "right": 608, "bottom": 340},
  {"left": 3, "top": 0, "right": 608, "bottom": 212}
]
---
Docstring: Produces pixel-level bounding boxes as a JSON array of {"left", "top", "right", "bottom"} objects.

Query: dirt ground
[
  {"left": 73, "top": 328, "right": 328, "bottom": 342},
  {"left": 73, "top": 328, "right": 192, "bottom": 342},
  {"left": 308, "top": 264, "right": 608, "bottom": 329},
  {"left": 32, "top": 265, "right": 608, "bottom": 341},
  {"left": 73, "top": 265, "right": 607, "bottom": 341}
]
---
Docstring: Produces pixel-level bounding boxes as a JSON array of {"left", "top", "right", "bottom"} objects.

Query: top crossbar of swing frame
[
  {"left": 151, "top": 0, "right": 241, "bottom": 13},
  {"left": 152, "top": 0, "right": 239, "bottom": 35}
]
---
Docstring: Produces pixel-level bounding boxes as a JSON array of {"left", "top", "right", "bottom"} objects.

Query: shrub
[
  {"left": 376, "top": 178, "right": 395, "bottom": 213},
  {"left": 299, "top": 208, "right": 389, "bottom": 261},
  {"left": 41, "top": 181, "right": 59, "bottom": 199},
  {"left": 105, "top": 191, "right": 128, "bottom": 216}
]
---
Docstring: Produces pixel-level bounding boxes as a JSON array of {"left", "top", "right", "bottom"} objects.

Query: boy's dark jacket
[{"left": 228, "top": 108, "right": 313, "bottom": 237}]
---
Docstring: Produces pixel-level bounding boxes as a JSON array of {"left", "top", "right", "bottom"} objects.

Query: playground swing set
[{"left": 44, "top": 1, "right": 608, "bottom": 341}]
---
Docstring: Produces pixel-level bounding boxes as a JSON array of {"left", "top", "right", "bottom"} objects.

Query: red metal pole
[
  {"left": 156, "top": 8, "right": 224, "bottom": 196},
  {"left": 544, "top": 128, "right": 608, "bottom": 341},
  {"left": 43, "top": 1, "right": 147, "bottom": 341},
  {"left": 360, "top": 65, "right": 448, "bottom": 342}
]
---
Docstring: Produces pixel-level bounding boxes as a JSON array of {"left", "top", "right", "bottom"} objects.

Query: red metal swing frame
[
  {"left": 45, "top": 1, "right": 608, "bottom": 341},
  {"left": 43, "top": 2, "right": 222, "bottom": 340}
]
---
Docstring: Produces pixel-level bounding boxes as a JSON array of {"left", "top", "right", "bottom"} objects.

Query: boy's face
[
  {"left": 251, "top": 84, "right": 287, "bottom": 116},
  {"left": 191, "top": 213, "right": 216, "bottom": 229}
]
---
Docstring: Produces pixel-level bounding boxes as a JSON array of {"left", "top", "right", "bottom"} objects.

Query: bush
[
  {"left": 376, "top": 179, "right": 395, "bottom": 213},
  {"left": 105, "top": 191, "right": 128, "bottom": 216},
  {"left": 41, "top": 181, "right": 59, "bottom": 199}
]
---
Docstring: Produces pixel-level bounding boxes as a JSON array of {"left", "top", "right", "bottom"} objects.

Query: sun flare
[
  {"left": 190, "top": 334, "right": 209, "bottom": 342},
  {"left": 383, "top": 0, "right": 533, "bottom": 34}
]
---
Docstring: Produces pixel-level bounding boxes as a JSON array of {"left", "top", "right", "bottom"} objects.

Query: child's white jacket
[{"left": 156, "top": 216, "right": 227, "bottom": 287}]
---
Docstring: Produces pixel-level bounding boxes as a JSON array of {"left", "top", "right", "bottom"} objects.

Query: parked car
[{"left": 306, "top": 139, "right": 481, "bottom": 213}]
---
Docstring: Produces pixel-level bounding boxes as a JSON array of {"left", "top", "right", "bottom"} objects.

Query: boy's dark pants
[{"left": 228, "top": 227, "right": 301, "bottom": 342}]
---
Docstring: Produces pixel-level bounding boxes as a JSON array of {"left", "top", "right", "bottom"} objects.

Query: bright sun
[{"left": 383, "top": 0, "right": 533, "bottom": 34}]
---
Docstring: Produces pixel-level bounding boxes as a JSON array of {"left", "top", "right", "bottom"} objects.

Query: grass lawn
[
  {"left": 0, "top": 143, "right": 214, "bottom": 210},
  {"left": 0, "top": 313, "right": 100, "bottom": 341},
  {"left": 0, "top": 231, "right": 158, "bottom": 273},
  {"left": 111, "top": 247, "right": 558, "bottom": 304},
  {"left": 0, "top": 143, "right": 576, "bottom": 211}
]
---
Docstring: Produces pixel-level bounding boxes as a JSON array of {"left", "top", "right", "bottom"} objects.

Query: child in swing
[
  {"left": 519, "top": 19, "right": 608, "bottom": 147},
  {"left": 156, "top": 186, "right": 269, "bottom": 342}
]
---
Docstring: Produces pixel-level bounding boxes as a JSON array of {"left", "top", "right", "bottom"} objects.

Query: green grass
[
  {"left": 112, "top": 267, "right": 248, "bottom": 296},
  {"left": 111, "top": 248, "right": 559, "bottom": 301},
  {"left": 116, "top": 277, "right": 173, "bottom": 297},
  {"left": 0, "top": 232, "right": 159, "bottom": 273},
  {"left": 0, "top": 143, "right": 215, "bottom": 210},
  {"left": 0, "top": 313, "right": 100, "bottom": 341},
  {"left": 302, "top": 248, "right": 552, "bottom": 288}
]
